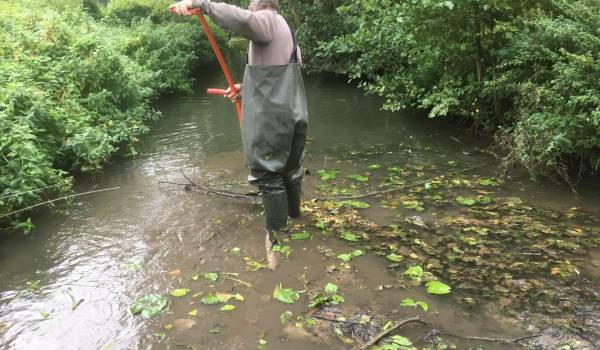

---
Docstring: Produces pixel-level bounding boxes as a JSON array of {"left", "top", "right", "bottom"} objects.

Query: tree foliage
[{"left": 292, "top": 0, "right": 600, "bottom": 177}]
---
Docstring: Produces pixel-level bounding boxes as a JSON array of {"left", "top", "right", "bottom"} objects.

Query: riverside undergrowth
[{"left": 0, "top": 0, "right": 224, "bottom": 232}]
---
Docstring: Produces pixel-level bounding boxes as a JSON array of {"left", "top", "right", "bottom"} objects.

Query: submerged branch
[
  {"left": 359, "top": 316, "right": 427, "bottom": 349},
  {"left": 158, "top": 170, "right": 259, "bottom": 200}
]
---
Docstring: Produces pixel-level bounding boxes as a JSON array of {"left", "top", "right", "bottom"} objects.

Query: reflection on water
[{"left": 1, "top": 70, "right": 599, "bottom": 350}]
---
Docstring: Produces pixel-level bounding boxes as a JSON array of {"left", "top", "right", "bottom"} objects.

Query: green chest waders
[{"left": 240, "top": 31, "right": 308, "bottom": 235}]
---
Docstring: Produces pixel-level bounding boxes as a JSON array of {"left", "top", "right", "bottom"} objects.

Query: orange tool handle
[
  {"left": 170, "top": 6, "right": 242, "bottom": 123},
  {"left": 207, "top": 88, "right": 228, "bottom": 95}
]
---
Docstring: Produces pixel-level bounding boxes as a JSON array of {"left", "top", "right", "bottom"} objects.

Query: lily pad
[
  {"left": 204, "top": 272, "right": 219, "bottom": 282},
  {"left": 386, "top": 253, "right": 403, "bottom": 262},
  {"left": 324, "top": 282, "right": 338, "bottom": 294},
  {"left": 273, "top": 284, "right": 300, "bottom": 304},
  {"left": 425, "top": 281, "right": 451, "bottom": 295},
  {"left": 346, "top": 174, "right": 369, "bottom": 182},
  {"left": 339, "top": 200, "right": 370, "bottom": 209},
  {"left": 291, "top": 231, "right": 311, "bottom": 240},
  {"left": 220, "top": 304, "right": 236, "bottom": 311},
  {"left": 170, "top": 288, "right": 191, "bottom": 297},
  {"left": 455, "top": 196, "right": 476, "bottom": 206},
  {"left": 130, "top": 294, "right": 168, "bottom": 319},
  {"left": 280, "top": 310, "right": 293, "bottom": 324},
  {"left": 340, "top": 231, "right": 359, "bottom": 242}
]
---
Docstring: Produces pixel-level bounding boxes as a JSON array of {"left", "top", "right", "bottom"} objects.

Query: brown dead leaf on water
[{"left": 168, "top": 269, "right": 181, "bottom": 276}]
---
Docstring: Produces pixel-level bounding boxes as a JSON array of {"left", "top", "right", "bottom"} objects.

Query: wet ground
[{"left": 1, "top": 72, "right": 599, "bottom": 350}]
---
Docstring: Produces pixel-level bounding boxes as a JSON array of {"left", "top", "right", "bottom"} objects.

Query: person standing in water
[{"left": 171, "top": 0, "right": 308, "bottom": 269}]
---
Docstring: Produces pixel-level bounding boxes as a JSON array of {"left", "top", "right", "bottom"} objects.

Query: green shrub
[
  {"left": 304, "top": 0, "right": 600, "bottom": 177},
  {"left": 0, "top": 0, "right": 223, "bottom": 232}
]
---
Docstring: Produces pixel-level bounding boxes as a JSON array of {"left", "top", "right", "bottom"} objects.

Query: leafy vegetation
[
  {"left": 283, "top": 0, "right": 600, "bottom": 178},
  {"left": 0, "top": 0, "right": 223, "bottom": 232}
]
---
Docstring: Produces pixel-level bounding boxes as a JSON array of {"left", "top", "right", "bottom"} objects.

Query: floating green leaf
[
  {"left": 200, "top": 293, "right": 220, "bottom": 305},
  {"left": 368, "top": 164, "right": 381, "bottom": 170},
  {"left": 391, "top": 335, "right": 413, "bottom": 347},
  {"left": 280, "top": 310, "right": 293, "bottom": 324},
  {"left": 324, "top": 283, "right": 338, "bottom": 294},
  {"left": 386, "top": 253, "right": 403, "bottom": 262},
  {"left": 401, "top": 298, "right": 429, "bottom": 312},
  {"left": 339, "top": 200, "right": 370, "bottom": 209},
  {"left": 130, "top": 294, "right": 168, "bottom": 319},
  {"left": 337, "top": 253, "right": 353, "bottom": 262},
  {"left": 316, "top": 169, "right": 339, "bottom": 181},
  {"left": 425, "top": 281, "right": 451, "bottom": 295},
  {"left": 220, "top": 304, "right": 236, "bottom": 311},
  {"left": 153, "top": 332, "right": 166, "bottom": 339},
  {"left": 170, "top": 288, "right": 191, "bottom": 297},
  {"left": 455, "top": 196, "right": 476, "bottom": 206},
  {"left": 347, "top": 174, "right": 369, "bottom": 182},
  {"left": 204, "top": 272, "right": 219, "bottom": 282},
  {"left": 340, "top": 231, "right": 359, "bottom": 241},
  {"left": 479, "top": 178, "right": 499, "bottom": 186},
  {"left": 273, "top": 284, "right": 300, "bottom": 304},
  {"left": 291, "top": 231, "right": 311, "bottom": 240},
  {"left": 187, "top": 309, "right": 198, "bottom": 317},
  {"left": 404, "top": 265, "right": 424, "bottom": 278}
]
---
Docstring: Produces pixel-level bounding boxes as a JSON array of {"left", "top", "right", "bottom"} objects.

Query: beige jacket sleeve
[{"left": 192, "top": 0, "right": 275, "bottom": 43}]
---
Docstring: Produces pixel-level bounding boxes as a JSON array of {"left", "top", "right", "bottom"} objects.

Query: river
[{"left": 1, "top": 71, "right": 599, "bottom": 350}]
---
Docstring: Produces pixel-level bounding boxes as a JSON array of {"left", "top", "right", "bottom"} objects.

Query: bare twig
[
  {"left": 359, "top": 316, "right": 427, "bottom": 349},
  {"left": 0, "top": 187, "right": 120, "bottom": 218},
  {"left": 158, "top": 178, "right": 258, "bottom": 200}
]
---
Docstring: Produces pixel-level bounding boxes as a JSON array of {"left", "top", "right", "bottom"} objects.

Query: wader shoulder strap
[{"left": 289, "top": 26, "right": 298, "bottom": 64}]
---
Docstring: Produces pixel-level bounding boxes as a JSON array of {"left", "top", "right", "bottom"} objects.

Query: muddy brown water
[{"left": 1, "top": 72, "right": 600, "bottom": 350}]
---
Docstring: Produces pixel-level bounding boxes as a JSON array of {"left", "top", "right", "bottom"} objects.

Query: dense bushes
[
  {"left": 0, "top": 0, "right": 223, "bottom": 232},
  {"left": 286, "top": 0, "right": 600, "bottom": 178}
]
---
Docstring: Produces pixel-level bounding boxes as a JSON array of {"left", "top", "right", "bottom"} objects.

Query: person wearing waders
[{"left": 171, "top": 0, "right": 308, "bottom": 270}]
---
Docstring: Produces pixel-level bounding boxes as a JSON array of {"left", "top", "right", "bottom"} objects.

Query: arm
[{"left": 191, "top": 0, "right": 275, "bottom": 43}]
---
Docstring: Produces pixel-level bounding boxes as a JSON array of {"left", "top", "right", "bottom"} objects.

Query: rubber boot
[
  {"left": 262, "top": 191, "right": 287, "bottom": 270},
  {"left": 286, "top": 179, "right": 302, "bottom": 219}
]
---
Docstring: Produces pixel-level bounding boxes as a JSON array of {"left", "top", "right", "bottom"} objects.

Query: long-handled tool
[{"left": 170, "top": 7, "right": 242, "bottom": 123}]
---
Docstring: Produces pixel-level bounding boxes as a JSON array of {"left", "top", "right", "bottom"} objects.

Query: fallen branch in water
[
  {"left": 0, "top": 187, "right": 121, "bottom": 219},
  {"left": 357, "top": 314, "right": 542, "bottom": 349},
  {"left": 359, "top": 316, "right": 427, "bottom": 349},
  {"left": 157, "top": 170, "right": 258, "bottom": 200}
]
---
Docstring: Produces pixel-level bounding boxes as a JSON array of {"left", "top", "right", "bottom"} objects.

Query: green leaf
[
  {"left": 200, "top": 293, "right": 220, "bottom": 305},
  {"left": 351, "top": 250, "right": 364, "bottom": 257},
  {"left": 368, "top": 164, "right": 381, "bottom": 170},
  {"left": 339, "top": 200, "right": 370, "bottom": 209},
  {"left": 391, "top": 335, "right": 413, "bottom": 346},
  {"left": 479, "top": 178, "right": 499, "bottom": 186},
  {"left": 280, "top": 310, "right": 293, "bottom": 324},
  {"left": 404, "top": 265, "right": 424, "bottom": 278},
  {"left": 346, "top": 174, "right": 369, "bottom": 182},
  {"left": 386, "top": 253, "right": 403, "bottom": 262},
  {"left": 273, "top": 284, "right": 300, "bottom": 304},
  {"left": 415, "top": 301, "right": 429, "bottom": 312},
  {"left": 187, "top": 309, "right": 198, "bottom": 317},
  {"left": 400, "top": 298, "right": 428, "bottom": 312},
  {"left": 337, "top": 253, "right": 353, "bottom": 262},
  {"left": 425, "top": 281, "right": 451, "bottom": 295},
  {"left": 170, "top": 288, "right": 191, "bottom": 297},
  {"left": 324, "top": 283, "right": 338, "bottom": 294},
  {"left": 455, "top": 196, "right": 476, "bottom": 206},
  {"left": 204, "top": 272, "right": 219, "bottom": 282},
  {"left": 291, "top": 231, "right": 311, "bottom": 240},
  {"left": 340, "top": 231, "right": 359, "bottom": 241},
  {"left": 316, "top": 169, "right": 339, "bottom": 181},
  {"left": 130, "top": 294, "right": 168, "bottom": 319},
  {"left": 153, "top": 332, "right": 166, "bottom": 339},
  {"left": 220, "top": 304, "right": 236, "bottom": 311}
]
